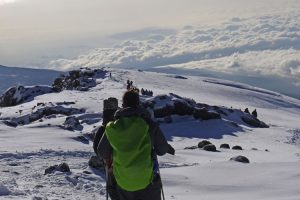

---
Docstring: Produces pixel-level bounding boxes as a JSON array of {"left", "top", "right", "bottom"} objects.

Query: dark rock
[
  {"left": 173, "top": 100, "right": 193, "bottom": 116},
  {"left": 203, "top": 144, "right": 217, "bottom": 152},
  {"left": 232, "top": 145, "right": 243, "bottom": 150},
  {"left": 44, "top": 163, "right": 70, "bottom": 175},
  {"left": 88, "top": 156, "right": 105, "bottom": 169},
  {"left": 198, "top": 140, "right": 211, "bottom": 148},
  {"left": 164, "top": 116, "right": 172, "bottom": 123},
  {"left": 251, "top": 148, "right": 258, "bottom": 151},
  {"left": 220, "top": 143, "right": 230, "bottom": 149},
  {"left": 230, "top": 156, "right": 250, "bottom": 163},
  {"left": 52, "top": 68, "right": 105, "bottom": 92},
  {"left": 58, "top": 163, "right": 70, "bottom": 173},
  {"left": 83, "top": 171, "right": 92, "bottom": 174},
  {"left": 158, "top": 95, "right": 167, "bottom": 100},
  {"left": 193, "top": 108, "right": 221, "bottom": 120},
  {"left": 0, "top": 86, "right": 54, "bottom": 107},
  {"left": 184, "top": 146, "right": 198, "bottom": 150},
  {"left": 63, "top": 116, "right": 83, "bottom": 131},
  {"left": 265, "top": 149, "right": 269, "bottom": 152},
  {"left": 3, "top": 120, "right": 18, "bottom": 127},
  {"left": 241, "top": 115, "right": 269, "bottom": 128},
  {"left": 154, "top": 105, "right": 174, "bottom": 118},
  {"left": 44, "top": 165, "right": 58, "bottom": 175},
  {"left": 74, "top": 136, "right": 89, "bottom": 144}
]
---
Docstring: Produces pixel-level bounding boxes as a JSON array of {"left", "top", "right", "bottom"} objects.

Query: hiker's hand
[{"left": 167, "top": 144, "right": 175, "bottom": 155}]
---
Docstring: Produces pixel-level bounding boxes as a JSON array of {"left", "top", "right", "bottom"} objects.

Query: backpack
[{"left": 105, "top": 116, "right": 153, "bottom": 191}]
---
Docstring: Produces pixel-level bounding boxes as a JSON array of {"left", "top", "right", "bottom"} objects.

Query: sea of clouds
[{"left": 49, "top": 11, "right": 300, "bottom": 87}]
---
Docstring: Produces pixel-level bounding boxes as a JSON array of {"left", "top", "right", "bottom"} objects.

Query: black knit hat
[{"left": 122, "top": 90, "right": 139, "bottom": 108}]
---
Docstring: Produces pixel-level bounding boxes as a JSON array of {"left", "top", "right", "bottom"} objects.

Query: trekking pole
[
  {"left": 157, "top": 162, "right": 166, "bottom": 200},
  {"left": 105, "top": 165, "right": 109, "bottom": 200}
]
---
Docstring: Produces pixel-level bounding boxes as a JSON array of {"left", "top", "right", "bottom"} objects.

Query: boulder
[
  {"left": 63, "top": 116, "right": 83, "bottom": 131},
  {"left": 88, "top": 156, "right": 105, "bottom": 169},
  {"left": 198, "top": 140, "right": 211, "bottom": 148},
  {"left": 45, "top": 163, "right": 70, "bottom": 175},
  {"left": 220, "top": 143, "right": 230, "bottom": 149},
  {"left": 232, "top": 145, "right": 243, "bottom": 150},
  {"left": 230, "top": 156, "right": 250, "bottom": 163},
  {"left": 58, "top": 163, "right": 70, "bottom": 173},
  {"left": 203, "top": 144, "right": 217, "bottom": 152}
]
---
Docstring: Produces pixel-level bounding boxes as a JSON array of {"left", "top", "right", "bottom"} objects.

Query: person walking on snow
[{"left": 98, "top": 90, "right": 175, "bottom": 200}]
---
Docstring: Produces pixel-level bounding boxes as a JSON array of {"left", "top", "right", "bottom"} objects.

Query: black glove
[{"left": 167, "top": 144, "right": 175, "bottom": 155}]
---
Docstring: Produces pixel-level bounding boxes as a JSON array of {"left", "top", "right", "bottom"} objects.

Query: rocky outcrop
[
  {"left": 0, "top": 85, "right": 54, "bottom": 107},
  {"left": 241, "top": 115, "right": 269, "bottom": 128},
  {"left": 154, "top": 105, "right": 174, "bottom": 118},
  {"left": 52, "top": 68, "right": 106, "bottom": 92},
  {"left": 6, "top": 103, "right": 85, "bottom": 126},
  {"left": 193, "top": 108, "right": 221, "bottom": 120},
  {"left": 173, "top": 100, "right": 193, "bottom": 116},
  {"left": 141, "top": 93, "right": 268, "bottom": 131}
]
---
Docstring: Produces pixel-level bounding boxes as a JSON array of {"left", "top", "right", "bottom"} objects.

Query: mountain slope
[{"left": 0, "top": 68, "right": 299, "bottom": 200}]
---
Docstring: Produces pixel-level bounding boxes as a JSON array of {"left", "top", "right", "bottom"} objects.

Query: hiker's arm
[
  {"left": 150, "top": 121, "right": 175, "bottom": 156},
  {"left": 93, "top": 126, "right": 105, "bottom": 156},
  {"left": 97, "top": 133, "right": 113, "bottom": 160}
]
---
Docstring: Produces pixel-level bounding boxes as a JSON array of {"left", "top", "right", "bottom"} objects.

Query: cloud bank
[{"left": 49, "top": 11, "right": 300, "bottom": 84}]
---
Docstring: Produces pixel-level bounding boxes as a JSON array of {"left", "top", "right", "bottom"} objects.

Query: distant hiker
[
  {"left": 244, "top": 108, "right": 250, "bottom": 114},
  {"left": 110, "top": 72, "right": 112, "bottom": 78},
  {"left": 98, "top": 90, "right": 175, "bottom": 200},
  {"left": 93, "top": 98, "right": 119, "bottom": 200},
  {"left": 127, "top": 80, "right": 133, "bottom": 90},
  {"left": 252, "top": 109, "right": 257, "bottom": 118}
]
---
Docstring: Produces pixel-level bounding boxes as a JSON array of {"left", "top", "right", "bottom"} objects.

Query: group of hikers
[
  {"left": 244, "top": 108, "right": 258, "bottom": 118},
  {"left": 140, "top": 88, "right": 153, "bottom": 96},
  {"left": 93, "top": 89, "right": 175, "bottom": 200}
]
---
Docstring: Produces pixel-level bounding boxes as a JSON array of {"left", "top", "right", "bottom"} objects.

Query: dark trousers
[{"left": 116, "top": 175, "right": 162, "bottom": 200}]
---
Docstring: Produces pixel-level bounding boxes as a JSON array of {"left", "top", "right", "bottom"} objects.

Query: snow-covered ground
[{"left": 0, "top": 68, "right": 300, "bottom": 199}]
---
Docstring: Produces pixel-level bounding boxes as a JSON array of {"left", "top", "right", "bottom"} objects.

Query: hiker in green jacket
[{"left": 97, "top": 90, "right": 175, "bottom": 200}]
